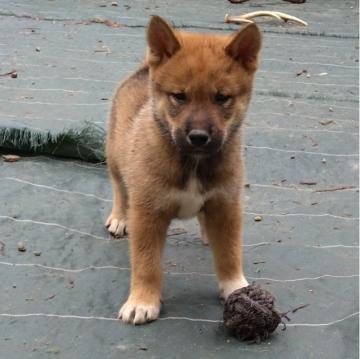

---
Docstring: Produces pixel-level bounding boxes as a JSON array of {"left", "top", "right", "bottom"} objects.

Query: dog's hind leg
[
  {"left": 197, "top": 211, "right": 209, "bottom": 245},
  {"left": 105, "top": 171, "right": 128, "bottom": 238}
]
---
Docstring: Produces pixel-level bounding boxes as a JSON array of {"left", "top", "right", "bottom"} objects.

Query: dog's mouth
[{"left": 183, "top": 148, "right": 210, "bottom": 157}]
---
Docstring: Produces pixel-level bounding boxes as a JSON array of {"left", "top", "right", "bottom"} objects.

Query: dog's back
[{"left": 106, "top": 64, "right": 149, "bottom": 171}]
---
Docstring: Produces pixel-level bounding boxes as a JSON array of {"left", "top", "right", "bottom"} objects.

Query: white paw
[
  {"left": 118, "top": 300, "right": 160, "bottom": 324},
  {"left": 219, "top": 277, "right": 249, "bottom": 300},
  {"left": 105, "top": 217, "right": 127, "bottom": 237}
]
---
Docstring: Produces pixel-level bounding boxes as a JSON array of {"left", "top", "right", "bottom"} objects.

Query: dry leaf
[{"left": 2, "top": 154, "right": 21, "bottom": 162}]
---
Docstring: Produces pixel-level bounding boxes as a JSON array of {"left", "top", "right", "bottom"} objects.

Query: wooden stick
[{"left": 314, "top": 185, "right": 356, "bottom": 193}]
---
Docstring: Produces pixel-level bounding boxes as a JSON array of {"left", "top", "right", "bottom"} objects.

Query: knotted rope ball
[{"left": 223, "top": 284, "right": 282, "bottom": 342}]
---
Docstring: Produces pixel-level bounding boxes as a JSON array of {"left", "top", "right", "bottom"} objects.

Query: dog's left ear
[
  {"left": 225, "top": 23, "right": 262, "bottom": 71},
  {"left": 147, "top": 16, "right": 180, "bottom": 66}
]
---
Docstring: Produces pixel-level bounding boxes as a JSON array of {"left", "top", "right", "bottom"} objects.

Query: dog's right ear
[{"left": 147, "top": 16, "right": 180, "bottom": 66}]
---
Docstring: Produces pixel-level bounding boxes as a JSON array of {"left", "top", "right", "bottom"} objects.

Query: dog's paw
[
  {"left": 219, "top": 277, "right": 249, "bottom": 300},
  {"left": 201, "top": 233, "right": 209, "bottom": 246},
  {"left": 118, "top": 299, "right": 161, "bottom": 324},
  {"left": 105, "top": 216, "right": 127, "bottom": 238}
]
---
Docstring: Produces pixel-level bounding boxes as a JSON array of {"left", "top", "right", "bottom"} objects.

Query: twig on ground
[
  {"left": 78, "top": 17, "right": 122, "bottom": 28},
  {"left": 319, "top": 120, "right": 335, "bottom": 126},
  {"left": 168, "top": 228, "right": 187, "bottom": 236},
  {"left": 314, "top": 186, "right": 356, "bottom": 193},
  {"left": 299, "top": 180, "right": 317, "bottom": 186},
  {"left": 0, "top": 70, "right": 17, "bottom": 78},
  {"left": 225, "top": 11, "right": 308, "bottom": 26}
]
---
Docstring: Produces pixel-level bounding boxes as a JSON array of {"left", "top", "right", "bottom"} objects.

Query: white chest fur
[{"left": 173, "top": 177, "right": 206, "bottom": 219}]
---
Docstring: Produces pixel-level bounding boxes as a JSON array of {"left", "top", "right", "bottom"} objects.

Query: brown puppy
[{"left": 105, "top": 16, "right": 261, "bottom": 324}]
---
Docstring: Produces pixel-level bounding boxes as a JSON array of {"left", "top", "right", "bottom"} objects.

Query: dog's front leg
[
  {"left": 202, "top": 197, "right": 248, "bottom": 300},
  {"left": 118, "top": 207, "right": 170, "bottom": 324}
]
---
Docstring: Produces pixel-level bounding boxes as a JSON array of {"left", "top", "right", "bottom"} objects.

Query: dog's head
[{"left": 147, "top": 16, "right": 261, "bottom": 156}]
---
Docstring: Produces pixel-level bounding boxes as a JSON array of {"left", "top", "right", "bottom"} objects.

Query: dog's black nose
[{"left": 187, "top": 129, "right": 210, "bottom": 147}]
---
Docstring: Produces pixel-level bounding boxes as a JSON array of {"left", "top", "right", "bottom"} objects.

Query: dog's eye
[
  {"left": 170, "top": 92, "right": 187, "bottom": 104},
  {"left": 215, "top": 93, "right": 232, "bottom": 105}
]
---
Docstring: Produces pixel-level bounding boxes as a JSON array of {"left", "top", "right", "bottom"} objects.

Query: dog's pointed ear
[
  {"left": 147, "top": 16, "right": 180, "bottom": 66},
  {"left": 225, "top": 23, "right": 262, "bottom": 71}
]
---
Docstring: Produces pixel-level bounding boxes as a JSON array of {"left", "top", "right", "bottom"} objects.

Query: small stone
[
  {"left": 111, "top": 1, "right": 118, "bottom": 5},
  {"left": 67, "top": 278, "right": 75, "bottom": 288},
  {"left": 2, "top": 154, "right": 21, "bottom": 162},
  {"left": 17, "top": 242, "right": 26, "bottom": 252},
  {"left": 322, "top": 158, "right": 326, "bottom": 164},
  {"left": 329, "top": 107, "right": 334, "bottom": 112},
  {"left": 306, "top": 73, "right": 310, "bottom": 78},
  {"left": 33, "top": 250, "right": 42, "bottom": 256},
  {"left": 11, "top": 71, "right": 18, "bottom": 78},
  {"left": 290, "top": 155, "right": 295, "bottom": 159},
  {"left": 254, "top": 216, "right": 263, "bottom": 222},
  {"left": 35, "top": 47, "right": 40, "bottom": 52}
]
